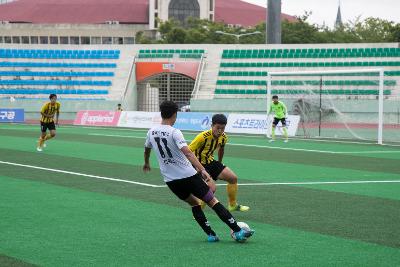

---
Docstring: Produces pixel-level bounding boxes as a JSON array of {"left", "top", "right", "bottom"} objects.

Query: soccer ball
[{"left": 230, "top": 221, "right": 251, "bottom": 242}]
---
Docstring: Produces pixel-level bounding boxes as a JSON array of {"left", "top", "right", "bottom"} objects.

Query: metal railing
[{"left": 191, "top": 54, "right": 206, "bottom": 99}]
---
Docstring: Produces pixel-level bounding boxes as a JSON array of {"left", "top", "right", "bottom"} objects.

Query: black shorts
[
  {"left": 40, "top": 121, "right": 56, "bottom": 132},
  {"left": 166, "top": 174, "right": 214, "bottom": 202},
  {"left": 204, "top": 160, "right": 226, "bottom": 180},
  {"left": 273, "top": 117, "right": 286, "bottom": 126}
]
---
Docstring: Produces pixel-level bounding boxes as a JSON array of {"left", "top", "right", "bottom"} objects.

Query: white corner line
[{"left": 0, "top": 160, "right": 165, "bottom": 188}]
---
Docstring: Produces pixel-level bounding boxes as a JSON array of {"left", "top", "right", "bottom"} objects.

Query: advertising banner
[
  {"left": 0, "top": 109, "right": 24, "bottom": 123},
  {"left": 174, "top": 112, "right": 213, "bottom": 131},
  {"left": 226, "top": 113, "right": 300, "bottom": 136},
  {"left": 118, "top": 111, "right": 161, "bottom": 128},
  {"left": 74, "top": 111, "right": 121, "bottom": 127}
]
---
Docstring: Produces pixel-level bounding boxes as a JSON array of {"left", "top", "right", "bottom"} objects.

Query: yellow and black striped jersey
[
  {"left": 40, "top": 102, "right": 60, "bottom": 123},
  {"left": 189, "top": 129, "right": 228, "bottom": 165}
]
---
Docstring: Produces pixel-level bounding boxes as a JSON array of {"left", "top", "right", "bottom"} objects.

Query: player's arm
[
  {"left": 268, "top": 104, "right": 274, "bottom": 115},
  {"left": 55, "top": 105, "right": 60, "bottom": 125},
  {"left": 218, "top": 146, "right": 224, "bottom": 162},
  {"left": 143, "top": 132, "right": 152, "bottom": 172},
  {"left": 188, "top": 132, "right": 205, "bottom": 152},
  {"left": 174, "top": 130, "right": 212, "bottom": 182},
  {"left": 218, "top": 137, "right": 227, "bottom": 162},
  {"left": 40, "top": 104, "right": 53, "bottom": 118},
  {"left": 181, "top": 146, "right": 213, "bottom": 185},
  {"left": 41, "top": 112, "right": 52, "bottom": 118},
  {"left": 181, "top": 146, "right": 206, "bottom": 173},
  {"left": 143, "top": 147, "right": 151, "bottom": 172},
  {"left": 282, "top": 102, "right": 288, "bottom": 117},
  {"left": 266, "top": 104, "right": 273, "bottom": 121}
]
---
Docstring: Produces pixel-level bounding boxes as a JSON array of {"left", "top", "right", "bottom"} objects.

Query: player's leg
[
  {"left": 196, "top": 162, "right": 218, "bottom": 210},
  {"left": 184, "top": 194, "right": 219, "bottom": 242},
  {"left": 166, "top": 177, "right": 219, "bottom": 242},
  {"left": 270, "top": 117, "right": 279, "bottom": 142},
  {"left": 37, "top": 123, "right": 47, "bottom": 151},
  {"left": 43, "top": 123, "right": 56, "bottom": 142},
  {"left": 281, "top": 118, "right": 289, "bottom": 142},
  {"left": 190, "top": 174, "right": 254, "bottom": 241},
  {"left": 217, "top": 167, "right": 249, "bottom": 212},
  {"left": 202, "top": 192, "right": 254, "bottom": 241}
]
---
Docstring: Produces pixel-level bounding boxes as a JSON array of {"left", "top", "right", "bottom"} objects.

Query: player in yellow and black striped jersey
[
  {"left": 37, "top": 94, "right": 60, "bottom": 152},
  {"left": 189, "top": 114, "right": 249, "bottom": 212}
]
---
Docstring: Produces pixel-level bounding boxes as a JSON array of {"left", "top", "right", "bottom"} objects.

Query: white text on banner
[{"left": 226, "top": 114, "right": 300, "bottom": 136}]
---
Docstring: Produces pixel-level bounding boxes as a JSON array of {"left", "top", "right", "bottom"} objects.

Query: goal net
[{"left": 266, "top": 69, "right": 400, "bottom": 144}]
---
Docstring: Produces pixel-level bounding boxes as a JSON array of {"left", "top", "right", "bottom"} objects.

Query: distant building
[
  {"left": 0, "top": 0, "right": 296, "bottom": 45},
  {"left": 335, "top": 1, "right": 343, "bottom": 29}
]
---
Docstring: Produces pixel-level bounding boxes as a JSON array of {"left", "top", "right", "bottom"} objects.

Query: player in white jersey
[{"left": 143, "top": 101, "right": 254, "bottom": 242}]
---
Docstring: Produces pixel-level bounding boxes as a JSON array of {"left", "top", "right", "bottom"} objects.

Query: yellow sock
[
  {"left": 282, "top": 127, "right": 288, "bottom": 139},
  {"left": 44, "top": 133, "right": 53, "bottom": 141},
  {"left": 271, "top": 127, "right": 276, "bottom": 139},
  {"left": 38, "top": 137, "right": 45, "bottom": 147},
  {"left": 227, "top": 183, "right": 238, "bottom": 207}
]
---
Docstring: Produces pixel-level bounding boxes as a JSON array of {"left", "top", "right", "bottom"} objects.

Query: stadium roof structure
[
  {"left": 216, "top": 0, "right": 296, "bottom": 26},
  {"left": 0, "top": 0, "right": 296, "bottom": 26}
]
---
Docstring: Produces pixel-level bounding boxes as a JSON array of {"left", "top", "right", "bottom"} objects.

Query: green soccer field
[{"left": 1, "top": 124, "right": 399, "bottom": 266}]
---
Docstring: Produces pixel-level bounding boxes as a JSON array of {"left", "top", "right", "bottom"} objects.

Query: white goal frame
[{"left": 266, "top": 68, "right": 385, "bottom": 144}]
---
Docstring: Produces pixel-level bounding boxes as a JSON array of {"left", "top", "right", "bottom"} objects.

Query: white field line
[
  {"left": 228, "top": 143, "right": 400, "bottom": 154},
  {"left": 0, "top": 160, "right": 164, "bottom": 188},
  {"left": 289, "top": 136, "right": 400, "bottom": 147},
  {"left": 2, "top": 160, "right": 400, "bottom": 189},
  {"left": 88, "top": 133, "right": 400, "bottom": 154},
  {"left": 3, "top": 124, "right": 400, "bottom": 147},
  {"left": 229, "top": 180, "right": 400, "bottom": 186}
]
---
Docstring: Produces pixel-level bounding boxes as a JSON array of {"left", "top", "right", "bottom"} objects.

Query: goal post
[{"left": 266, "top": 68, "right": 385, "bottom": 144}]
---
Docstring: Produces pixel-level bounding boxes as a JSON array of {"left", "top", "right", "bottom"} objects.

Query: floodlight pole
[{"left": 267, "top": 0, "right": 281, "bottom": 44}]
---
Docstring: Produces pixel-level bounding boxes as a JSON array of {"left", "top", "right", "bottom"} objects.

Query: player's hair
[
  {"left": 117, "top": 103, "right": 121, "bottom": 106},
  {"left": 212, "top": 114, "right": 227, "bottom": 125},
  {"left": 49, "top": 94, "right": 57, "bottom": 99},
  {"left": 272, "top": 95, "right": 279, "bottom": 99},
  {"left": 160, "top": 101, "right": 178, "bottom": 119}
]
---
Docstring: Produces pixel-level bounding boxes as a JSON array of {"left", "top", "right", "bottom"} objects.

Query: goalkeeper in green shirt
[{"left": 268, "top": 95, "right": 289, "bottom": 142}]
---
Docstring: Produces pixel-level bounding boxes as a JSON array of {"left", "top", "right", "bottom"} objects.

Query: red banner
[{"left": 136, "top": 62, "right": 200, "bottom": 82}]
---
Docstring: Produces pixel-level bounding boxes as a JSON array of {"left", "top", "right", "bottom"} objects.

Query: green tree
[
  {"left": 153, "top": 15, "right": 399, "bottom": 44},
  {"left": 351, "top": 17, "right": 398, "bottom": 42}
]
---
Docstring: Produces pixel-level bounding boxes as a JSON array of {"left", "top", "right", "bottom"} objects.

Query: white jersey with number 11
[{"left": 145, "top": 125, "right": 197, "bottom": 182}]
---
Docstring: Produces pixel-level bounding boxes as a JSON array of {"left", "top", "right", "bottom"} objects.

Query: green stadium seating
[
  {"left": 214, "top": 88, "right": 392, "bottom": 96},
  {"left": 220, "top": 61, "right": 400, "bottom": 69},
  {"left": 221, "top": 47, "right": 400, "bottom": 59}
]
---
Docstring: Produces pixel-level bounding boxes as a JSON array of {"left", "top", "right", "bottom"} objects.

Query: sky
[{"left": 242, "top": 0, "right": 400, "bottom": 27}]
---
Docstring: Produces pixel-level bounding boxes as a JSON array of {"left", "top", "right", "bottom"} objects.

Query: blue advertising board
[
  {"left": 174, "top": 112, "right": 213, "bottom": 131},
  {"left": 0, "top": 109, "right": 25, "bottom": 123}
]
